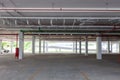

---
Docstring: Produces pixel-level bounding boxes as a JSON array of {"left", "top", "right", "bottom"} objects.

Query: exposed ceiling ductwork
[{"left": 0, "top": 0, "right": 120, "bottom": 41}]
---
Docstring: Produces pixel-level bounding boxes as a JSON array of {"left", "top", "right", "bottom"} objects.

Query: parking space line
[
  {"left": 28, "top": 67, "right": 42, "bottom": 80},
  {"left": 81, "top": 72, "right": 90, "bottom": 80}
]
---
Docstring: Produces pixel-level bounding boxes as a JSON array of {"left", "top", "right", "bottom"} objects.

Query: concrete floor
[{"left": 0, "top": 54, "right": 120, "bottom": 80}]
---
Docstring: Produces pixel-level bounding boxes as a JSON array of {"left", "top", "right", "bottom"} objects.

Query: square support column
[
  {"left": 19, "top": 32, "right": 24, "bottom": 60},
  {"left": 111, "top": 41, "right": 113, "bottom": 53},
  {"left": 96, "top": 36, "right": 102, "bottom": 60},
  {"left": 39, "top": 37, "right": 41, "bottom": 54},
  {"left": 32, "top": 35, "right": 35, "bottom": 54},
  {"left": 108, "top": 40, "right": 110, "bottom": 54},
  {"left": 75, "top": 40, "right": 77, "bottom": 54},
  {"left": 46, "top": 41, "right": 48, "bottom": 53},
  {"left": 119, "top": 41, "right": 120, "bottom": 53},
  {"left": 43, "top": 40, "right": 45, "bottom": 53},
  {"left": 0, "top": 40, "right": 2, "bottom": 54},
  {"left": 73, "top": 41, "right": 75, "bottom": 53},
  {"left": 85, "top": 36, "right": 88, "bottom": 55},
  {"left": 11, "top": 40, "right": 13, "bottom": 53},
  {"left": 79, "top": 39, "right": 81, "bottom": 54}
]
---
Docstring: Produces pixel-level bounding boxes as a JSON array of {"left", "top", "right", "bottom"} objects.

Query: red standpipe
[{"left": 15, "top": 34, "right": 19, "bottom": 59}]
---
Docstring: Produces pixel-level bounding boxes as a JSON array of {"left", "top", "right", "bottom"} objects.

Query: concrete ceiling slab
[{"left": 1, "top": 0, "right": 120, "bottom": 8}]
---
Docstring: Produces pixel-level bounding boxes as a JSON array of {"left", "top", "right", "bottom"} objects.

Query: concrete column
[
  {"left": 79, "top": 39, "right": 81, "bottom": 54},
  {"left": 108, "top": 40, "right": 110, "bottom": 53},
  {"left": 46, "top": 41, "right": 48, "bottom": 53},
  {"left": 75, "top": 40, "right": 77, "bottom": 54},
  {"left": 0, "top": 40, "right": 1, "bottom": 53},
  {"left": 43, "top": 40, "right": 45, "bottom": 53},
  {"left": 32, "top": 35, "right": 35, "bottom": 54},
  {"left": 19, "top": 32, "right": 24, "bottom": 60},
  {"left": 111, "top": 41, "right": 113, "bottom": 53},
  {"left": 96, "top": 36, "right": 102, "bottom": 60},
  {"left": 73, "top": 41, "right": 75, "bottom": 53},
  {"left": 119, "top": 41, "right": 120, "bottom": 53},
  {"left": 39, "top": 37, "right": 41, "bottom": 54},
  {"left": 85, "top": 36, "right": 88, "bottom": 55},
  {"left": 11, "top": 40, "right": 13, "bottom": 53}
]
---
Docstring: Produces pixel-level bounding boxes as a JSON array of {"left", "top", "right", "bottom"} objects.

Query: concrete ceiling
[
  {"left": 0, "top": 0, "right": 120, "bottom": 41},
  {"left": 1, "top": 0, "right": 120, "bottom": 8}
]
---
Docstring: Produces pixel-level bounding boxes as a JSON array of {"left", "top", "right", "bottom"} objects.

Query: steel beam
[
  {"left": 1, "top": 17, "right": 120, "bottom": 20},
  {"left": 26, "top": 32, "right": 120, "bottom": 35}
]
